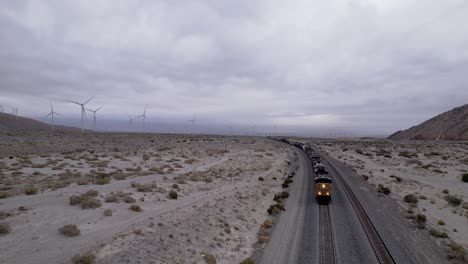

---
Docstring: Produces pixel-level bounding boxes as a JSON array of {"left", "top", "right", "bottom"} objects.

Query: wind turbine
[
  {"left": 66, "top": 96, "right": 94, "bottom": 133},
  {"left": 186, "top": 113, "right": 196, "bottom": 134},
  {"left": 0, "top": 104, "right": 4, "bottom": 113},
  {"left": 137, "top": 105, "right": 148, "bottom": 132},
  {"left": 86, "top": 105, "right": 103, "bottom": 131},
  {"left": 11, "top": 107, "right": 18, "bottom": 119},
  {"left": 128, "top": 115, "right": 134, "bottom": 128},
  {"left": 45, "top": 103, "right": 63, "bottom": 131}
]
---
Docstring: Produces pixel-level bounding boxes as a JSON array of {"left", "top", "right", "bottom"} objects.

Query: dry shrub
[
  {"left": 71, "top": 251, "right": 96, "bottom": 264},
  {"left": 129, "top": 204, "right": 142, "bottom": 212},
  {"left": 59, "top": 224, "right": 80, "bottom": 237},
  {"left": 103, "top": 209, "right": 112, "bottom": 217},
  {"left": 81, "top": 197, "right": 102, "bottom": 209},
  {"left": 105, "top": 191, "right": 135, "bottom": 203},
  {"left": 0, "top": 222, "right": 11, "bottom": 236}
]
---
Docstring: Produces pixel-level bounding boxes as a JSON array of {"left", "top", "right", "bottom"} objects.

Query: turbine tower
[
  {"left": 86, "top": 105, "right": 103, "bottom": 131},
  {"left": 66, "top": 96, "right": 94, "bottom": 133},
  {"left": 0, "top": 104, "right": 4, "bottom": 113},
  {"left": 45, "top": 103, "right": 63, "bottom": 131},
  {"left": 128, "top": 115, "right": 134, "bottom": 128},
  {"left": 186, "top": 113, "right": 196, "bottom": 134},
  {"left": 11, "top": 107, "right": 18, "bottom": 119},
  {"left": 137, "top": 105, "right": 148, "bottom": 132}
]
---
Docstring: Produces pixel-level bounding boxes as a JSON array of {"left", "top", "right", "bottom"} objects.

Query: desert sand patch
[{"left": 0, "top": 132, "right": 297, "bottom": 264}]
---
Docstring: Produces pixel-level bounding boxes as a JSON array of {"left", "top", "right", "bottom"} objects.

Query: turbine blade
[
  {"left": 45, "top": 112, "right": 52, "bottom": 118},
  {"left": 82, "top": 107, "right": 88, "bottom": 120},
  {"left": 66, "top": 99, "right": 81, "bottom": 105},
  {"left": 96, "top": 105, "right": 103, "bottom": 112},
  {"left": 84, "top": 96, "right": 95, "bottom": 105},
  {"left": 55, "top": 112, "right": 64, "bottom": 116}
]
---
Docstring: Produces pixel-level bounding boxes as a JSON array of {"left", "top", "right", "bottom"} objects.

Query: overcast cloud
[{"left": 0, "top": 0, "right": 467, "bottom": 135}]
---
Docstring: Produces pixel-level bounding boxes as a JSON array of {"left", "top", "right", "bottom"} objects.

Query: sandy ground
[
  {"left": 304, "top": 139, "right": 467, "bottom": 257},
  {"left": 0, "top": 132, "right": 297, "bottom": 264}
]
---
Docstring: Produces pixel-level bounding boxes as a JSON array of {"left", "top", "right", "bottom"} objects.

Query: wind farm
[{"left": 66, "top": 96, "right": 94, "bottom": 133}]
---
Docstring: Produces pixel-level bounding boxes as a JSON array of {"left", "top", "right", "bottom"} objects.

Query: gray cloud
[{"left": 0, "top": 0, "right": 467, "bottom": 135}]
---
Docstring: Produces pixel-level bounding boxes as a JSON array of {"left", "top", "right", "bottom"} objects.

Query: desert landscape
[
  {"left": 0, "top": 132, "right": 298, "bottom": 264},
  {"left": 1, "top": 2, "right": 467, "bottom": 262},
  {"left": 309, "top": 138, "right": 467, "bottom": 260}
]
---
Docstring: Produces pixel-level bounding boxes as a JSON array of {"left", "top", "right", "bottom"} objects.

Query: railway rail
[{"left": 319, "top": 205, "right": 336, "bottom": 264}]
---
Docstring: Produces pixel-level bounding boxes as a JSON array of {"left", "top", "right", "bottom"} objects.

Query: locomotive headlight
[
  {"left": 326, "top": 192, "right": 330, "bottom": 196},
  {"left": 322, "top": 184, "right": 325, "bottom": 188},
  {"left": 318, "top": 192, "right": 322, "bottom": 195}
]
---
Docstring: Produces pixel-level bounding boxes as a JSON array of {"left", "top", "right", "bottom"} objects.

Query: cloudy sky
[{"left": 0, "top": 0, "right": 467, "bottom": 135}]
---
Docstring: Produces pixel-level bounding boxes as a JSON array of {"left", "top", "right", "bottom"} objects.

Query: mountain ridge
[{"left": 388, "top": 104, "right": 468, "bottom": 141}]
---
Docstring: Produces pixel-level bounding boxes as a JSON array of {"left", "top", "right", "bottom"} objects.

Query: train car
[
  {"left": 314, "top": 163, "right": 328, "bottom": 175},
  {"left": 315, "top": 177, "right": 332, "bottom": 204}
]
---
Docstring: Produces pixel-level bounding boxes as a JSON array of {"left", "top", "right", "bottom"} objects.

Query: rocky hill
[
  {"left": 0, "top": 113, "right": 79, "bottom": 132},
  {"left": 388, "top": 104, "right": 468, "bottom": 141}
]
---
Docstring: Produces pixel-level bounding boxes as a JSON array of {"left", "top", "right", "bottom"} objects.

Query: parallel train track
[
  {"left": 319, "top": 205, "right": 336, "bottom": 264},
  {"left": 323, "top": 157, "right": 396, "bottom": 264}
]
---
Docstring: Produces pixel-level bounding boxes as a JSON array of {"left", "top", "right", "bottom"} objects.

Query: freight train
[
  {"left": 303, "top": 145, "right": 332, "bottom": 204},
  {"left": 271, "top": 138, "right": 332, "bottom": 204},
  {"left": 266, "top": 138, "right": 332, "bottom": 204}
]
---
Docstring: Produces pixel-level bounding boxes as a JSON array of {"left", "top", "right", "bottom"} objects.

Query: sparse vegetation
[
  {"left": 129, "top": 204, "right": 142, "bottom": 212},
  {"left": 444, "top": 195, "right": 463, "bottom": 206},
  {"left": 0, "top": 222, "right": 11, "bottom": 236},
  {"left": 133, "top": 182, "right": 156, "bottom": 192},
  {"left": 403, "top": 194, "right": 418, "bottom": 204},
  {"left": 94, "top": 174, "right": 110, "bottom": 185},
  {"left": 103, "top": 209, "right": 112, "bottom": 217},
  {"left": 437, "top": 220, "right": 445, "bottom": 225},
  {"left": 69, "top": 195, "right": 82, "bottom": 206},
  {"left": 80, "top": 197, "right": 102, "bottom": 209},
  {"left": 281, "top": 178, "right": 293, "bottom": 188},
  {"left": 462, "top": 173, "right": 468, "bottom": 183},
  {"left": 202, "top": 253, "right": 216, "bottom": 264},
  {"left": 105, "top": 192, "right": 135, "bottom": 203},
  {"left": 447, "top": 242, "right": 467, "bottom": 261},
  {"left": 429, "top": 228, "right": 448, "bottom": 238},
  {"left": 59, "top": 224, "right": 80, "bottom": 237},
  {"left": 257, "top": 218, "right": 273, "bottom": 244},
  {"left": 377, "top": 184, "right": 391, "bottom": 195},
  {"left": 71, "top": 251, "right": 96, "bottom": 264},
  {"left": 168, "top": 190, "right": 178, "bottom": 199},
  {"left": 416, "top": 214, "right": 426, "bottom": 229},
  {"left": 24, "top": 186, "right": 38, "bottom": 195},
  {"left": 273, "top": 191, "right": 289, "bottom": 202},
  {"left": 267, "top": 203, "right": 285, "bottom": 215},
  {"left": 0, "top": 191, "right": 10, "bottom": 199},
  {"left": 240, "top": 258, "right": 255, "bottom": 264}
]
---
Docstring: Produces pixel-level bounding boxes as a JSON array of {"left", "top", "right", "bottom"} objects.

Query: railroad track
[
  {"left": 319, "top": 205, "right": 336, "bottom": 264},
  {"left": 324, "top": 158, "right": 396, "bottom": 264}
]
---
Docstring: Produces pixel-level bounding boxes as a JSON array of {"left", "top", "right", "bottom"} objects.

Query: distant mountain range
[
  {"left": 388, "top": 104, "right": 468, "bottom": 141},
  {"left": 0, "top": 113, "right": 80, "bottom": 132}
]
